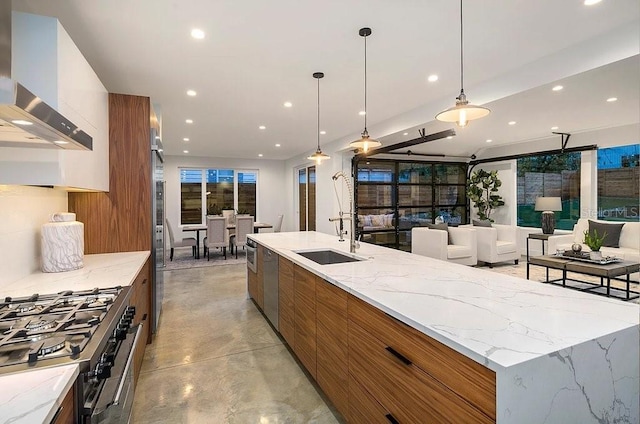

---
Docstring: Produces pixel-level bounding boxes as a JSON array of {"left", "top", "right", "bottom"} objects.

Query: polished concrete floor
[{"left": 131, "top": 264, "right": 340, "bottom": 424}]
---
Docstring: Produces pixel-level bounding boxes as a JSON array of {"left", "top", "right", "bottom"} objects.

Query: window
[
  {"left": 297, "top": 166, "right": 316, "bottom": 231},
  {"left": 597, "top": 144, "right": 639, "bottom": 221},
  {"left": 516, "top": 152, "right": 581, "bottom": 229},
  {"left": 180, "top": 168, "right": 258, "bottom": 225},
  {"left": 355, "top": 160, "right": 468, "bottom": 251}
]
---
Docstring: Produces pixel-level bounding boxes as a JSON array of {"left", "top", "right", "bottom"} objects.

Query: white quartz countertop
[
  {"left": 2, "top": 251, "right": 150, "bottom": 298},
  {"left": 0, "top": 251, "right": 150, "bottom": 424},
  {"left": 249, "top": 232, "right": 640, "bottom": 372},
  {"left": 0, "top": 364, "right": 78, "bottom": 424}
]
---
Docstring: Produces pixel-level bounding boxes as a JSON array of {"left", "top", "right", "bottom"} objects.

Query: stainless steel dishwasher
[{"left": 263, "top": 247, "right": 279, "bottom": 330}]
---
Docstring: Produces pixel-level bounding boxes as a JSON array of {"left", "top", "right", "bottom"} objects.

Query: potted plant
[
  {"left": 583, "top": 229, "right": 607, "bottom": 260},
  {"left": 467, "top": 169, "right": 505, "bottom": 222}
]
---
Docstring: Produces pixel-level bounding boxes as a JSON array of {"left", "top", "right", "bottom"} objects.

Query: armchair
[
  {"left": 411, "top": 227, "right": 477, "bottom": 266},
  {"left": 462, "top": 223, "right": 519, "bottom": 267}
]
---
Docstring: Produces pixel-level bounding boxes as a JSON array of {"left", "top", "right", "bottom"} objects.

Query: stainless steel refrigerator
[{"left": 151, "top": 130, "right": 165, "bottom": 333}]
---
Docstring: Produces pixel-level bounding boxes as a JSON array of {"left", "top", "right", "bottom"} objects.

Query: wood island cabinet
[
  {"left": 278, "top": 257, "right": 295, "bottom": 347},
  {"left": 293, "top": 264, "right": 317, "bottom": 379},
  {"left": 50, "top": 384, "right": 75, "bottom": 424},
  {"left": 249, "top": 243, "right": 497, "bottom": 423}
]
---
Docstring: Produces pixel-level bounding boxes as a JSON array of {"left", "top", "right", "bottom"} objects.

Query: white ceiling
[{"left": 14, "top": 0, "right": 640, "bottom": 160}]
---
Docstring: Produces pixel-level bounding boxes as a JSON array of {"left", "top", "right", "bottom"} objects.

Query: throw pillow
[
  {"left": 426, "top": 222, "right": 451, "bottom": 244},
  {"left": 371, "top": 215, "right": 384, "bottom": 227},
  {"left": 363, "top": 215, "right": 373, "bottom": 227},
  {"left": 587, "top": 220, "right": 625, "bottom": 248},
  {"left": 472, "top": 219, "right": 492, "bottom": 227}
]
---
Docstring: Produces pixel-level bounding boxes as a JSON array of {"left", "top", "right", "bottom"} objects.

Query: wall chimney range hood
[{"left": 0, "top": 4, "right": 92, "bottom": 150}]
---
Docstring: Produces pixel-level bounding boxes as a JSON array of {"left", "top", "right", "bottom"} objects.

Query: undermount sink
[{"left": 294, "top": 249, "right": 364, "bottom": 265}]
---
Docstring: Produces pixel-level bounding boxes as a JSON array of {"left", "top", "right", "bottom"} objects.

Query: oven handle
[{"left": 113, "top": 323, "right": 143, "bottom": 405}]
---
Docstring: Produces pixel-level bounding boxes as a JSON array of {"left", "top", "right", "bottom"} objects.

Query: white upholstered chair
[
  {"left": 461, "top": 223, "right": 519, "bottom": 267},
  {"left": 411, "top": 226, "right": 477, "bottom": 266},
  {"left": 203, "top": 216, "right": 229, "bottom": 260},
  {"left": 273, "top": 214, "right": 284, "bottom": 232},
  {"left": 166, "top": 219, "right": 197, "bottom": 261},
  {"left": 231, "top": 215, "right": 254, "bottom": 258}
]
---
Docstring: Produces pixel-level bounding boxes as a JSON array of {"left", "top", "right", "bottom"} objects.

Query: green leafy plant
[
  {"left": 207, "top": 203, "right": 221, "bottom": 216},
  {"left": 467, "top": 169, "right": 505, "bottom": 222},
  {"left": 583, "top": 229, "right": 607, "bottom": 252}
]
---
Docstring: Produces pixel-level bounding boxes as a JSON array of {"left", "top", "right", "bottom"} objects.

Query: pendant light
[
  {"left": 349, "top": 27, "right": 381, "bottom": 153},
  {"left": 435, "top": 0, "right": 490, "bottom": 127},
  {"left": 307, "top": 72, "right": 330, "bottom": 164}
]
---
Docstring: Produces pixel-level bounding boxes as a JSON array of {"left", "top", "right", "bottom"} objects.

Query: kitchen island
[
  {"left": 0, "top": 251, "right": 150, "bottom": 424},
  {"left": 248, "top": 231, "right": 639, "bottom": 424}
]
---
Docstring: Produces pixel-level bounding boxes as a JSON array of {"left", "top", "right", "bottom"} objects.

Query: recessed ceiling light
[
  {"left": 584, "top": 0, "right": 601, "bottom": 5},
  {"left": 183, "top": 137, "right": 189, "bottom": 141},
  {"left": 258, "top": 153, "right": 263, "bottom": 157},
  {"left": 186, "top": 90, "right": 197, "bottom": 96},
  {"left": 446, "top": 136, "right": 453, "bottom": 140},
  {"left": 606, "top": 97, "right": 618, "bottom": 102},
  {"left": 185, "top": 119, "right": 193, "bottom": 124},
  {"left": 191, "top": 28, "right": 205, "bottom": 39},
  {"left": 183, "top": 150, "right": 189, "bottom": 154},
  {"left": 11, "top": 119, "right": 32, "bottom": 126},
  {"left": 403, "top": 132, "right": 408, "bottom": 136},
  {"left": 259, "top": 125, "right": 266, "bottom": 130},
  {"left": 283, "top": 101, "right": 293, "bottom": 108},
  {"left": 275, "top": 144, "right": 281, "bottom": 147},
  {"left": 427, "top": 74, "right": 438, "bottom": 82},
  {"left": 53, "top": 140, "right": 69, "bottom": 145},
  {"left": 508, "top": 121, "right": 516, "bottom": 125},
  {"left": 358, "top": 111, "right": 366, "bottom": 116},
  {"left": 320, "top": 131, "right": 326, "bottom": 135},
  {"left": 551, "top": 126, "right": 559, "bottom": 130},
  {"left": 486, "top": 139, "right": 493, "bottom": 143},
  {"left": 552, "top": 85, "right": 563, "bottom": 91}
]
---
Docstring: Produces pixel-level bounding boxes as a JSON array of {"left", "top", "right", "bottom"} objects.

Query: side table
[{"left": 526, "top": 233, "right": 553, "bottom": 261}]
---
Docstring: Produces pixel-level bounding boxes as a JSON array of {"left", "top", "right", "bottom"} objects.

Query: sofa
[
  {"left": 358, "top": 213, "right": 394, "bottom": 231},
  {"left": 548, "top": 218, "right": 640, "bottom": 263},
  {"left": 411, "top": 227, "right": 477, "bottom": 266}
]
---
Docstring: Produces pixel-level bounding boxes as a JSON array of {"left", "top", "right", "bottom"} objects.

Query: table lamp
[{"left": 534, "top": 197, "right": 562, "bottom": 234}]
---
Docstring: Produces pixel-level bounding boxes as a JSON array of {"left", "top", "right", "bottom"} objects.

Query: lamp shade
[{"left": 534, "top": 197, "right": 562, "bottom": 212}]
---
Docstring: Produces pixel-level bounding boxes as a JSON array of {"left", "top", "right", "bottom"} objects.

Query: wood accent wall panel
[
  {"left": 278, "top": 257, "right": 295, "bottom": 347},
  {"left": 293, "top": 264, "right": 317, "bottom": 379},
  {"left": 68, "top": 93, "right": 151, "bottom": 254},
  {"left": 348, "top": 295, "right": 496, "bottom": 421},
  {"left": 316, "top": 279, "right": 349, "bottom": 418}
]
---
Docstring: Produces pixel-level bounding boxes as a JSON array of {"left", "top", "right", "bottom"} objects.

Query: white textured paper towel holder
[{"left": 41, "top": 220, "right": 85, "bottom": 272}]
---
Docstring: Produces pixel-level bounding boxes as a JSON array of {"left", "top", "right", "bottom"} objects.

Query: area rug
[{"left": 163, "top": 247, "right": 246, "bottom": 271}]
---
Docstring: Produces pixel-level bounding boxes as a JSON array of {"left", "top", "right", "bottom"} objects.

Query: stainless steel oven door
[
  {"left": 90, "top": 324, "right": 143, "bottom": 424},
  {"left": 247, "top": 239, "right": 257, "bottom": 273}
]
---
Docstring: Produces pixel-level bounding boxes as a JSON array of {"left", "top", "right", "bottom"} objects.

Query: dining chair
[
  {"left": 231, "top": 215, "right": 254, "bottom": 259},
  {"left": 203, "top": 216, "right": 229, "bottom": 260},
  {"left": 165, "top": 219, "right": 197, "bottom": 261},
  {"left": 273, "top": 214, "right": 284, "bottom": 232}
]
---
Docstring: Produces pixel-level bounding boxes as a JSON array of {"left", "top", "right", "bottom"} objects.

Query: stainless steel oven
[
  {"left": 247, "top": 238, "right": 257, "bottom": 273},
  {"left": 86, "top": 324, "right": 143, "bottom": 423}
]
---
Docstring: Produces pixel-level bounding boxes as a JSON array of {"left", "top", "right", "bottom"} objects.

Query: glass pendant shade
[
  {"left": 349, "top": 129, "right": 381, "bottom": 153},
  {"left": 308, "top": 71, "right": 329, "bottom": 164}
]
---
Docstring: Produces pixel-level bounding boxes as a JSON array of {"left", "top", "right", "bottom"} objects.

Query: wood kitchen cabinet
[
  {"left": 316, "top": 278, "right": 349, "bottom": 418},
  {"left": 348, "top": 295, "right": 496, "bottom": 424},
  {"left": 293, "top": 265, "right": 317, "bottom": 379},
  {"left": 50, "top": 383, "right": 75, "bottom": 424},
  {"left": 278, "top": 257, "right": 295, "bottom": 347},
  {"left": 129, "top": 258, "right": 151, "bottom": 384}
]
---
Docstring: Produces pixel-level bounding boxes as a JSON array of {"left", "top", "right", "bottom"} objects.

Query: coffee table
[{"left": 527, "top": 255, "right": 640, "bottom": 301}]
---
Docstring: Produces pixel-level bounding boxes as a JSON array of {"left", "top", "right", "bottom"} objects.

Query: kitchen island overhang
[{"left": 248, "top": 231, "right": 639, "bottom": 424}]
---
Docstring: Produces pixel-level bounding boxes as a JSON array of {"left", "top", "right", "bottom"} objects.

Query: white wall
[
  {"left": 0, "top": 185, "right": 68, "bottom": 286},
  {"left": 164, "top": 155, "right": 287, "bottom": 241},
  {"left": 468, "top": 160, "right": 517, "bottom": 226}
]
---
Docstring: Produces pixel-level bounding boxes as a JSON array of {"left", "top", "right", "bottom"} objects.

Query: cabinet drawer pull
[
  {"left": 385, "top": 413, "right": 400, "bottom": 424},
  {"left": 142, "top": 313, "right": 147, "bottom": 321},
  {"left": 385, "top": 346, "right": 412, "bottom": 366}
]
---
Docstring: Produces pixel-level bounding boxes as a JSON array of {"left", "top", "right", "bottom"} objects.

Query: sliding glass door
[{"left": 297, "top": 166, "right": 316, "bottom": 231}]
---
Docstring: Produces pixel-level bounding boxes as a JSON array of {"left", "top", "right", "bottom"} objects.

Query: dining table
[{"left": 182, "top": 222, "right": 273, "bottom": 259}]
